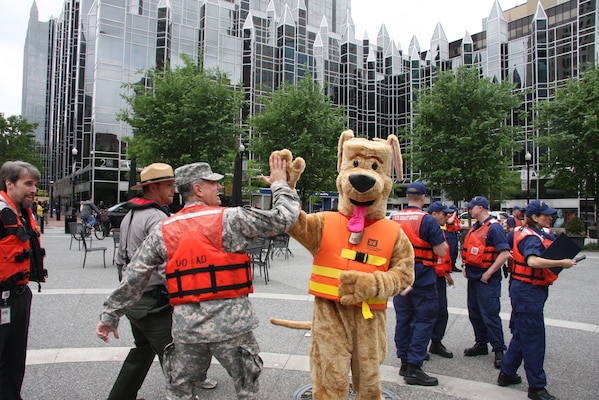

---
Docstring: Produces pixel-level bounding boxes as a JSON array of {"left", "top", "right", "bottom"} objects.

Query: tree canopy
[
  {"left": 536, "top": 66, "right": 599, "bottom": 225},
  {"left": 409, "top": 66, "right": 521, "bottom": 203},
  {"left": 118, "top": 55, "right": 245, "bottom": 173},
  {"left": 248, "top": 75, "right": 346, "bottom": 206},
  {"left": 0, "top": 113, "right": 42, "bottom": 169}
]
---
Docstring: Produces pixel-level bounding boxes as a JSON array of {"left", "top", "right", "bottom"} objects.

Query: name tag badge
[
  {"left": 0, "top": 306, "right": 10, "bottom": 325},
  {"left": 470, "top": 247, "right": 479, "bottom": 255}
]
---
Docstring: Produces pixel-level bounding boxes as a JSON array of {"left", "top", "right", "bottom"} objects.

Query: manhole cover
[{"left": 293, "top": 383, "right": 400, "bottom": 400}]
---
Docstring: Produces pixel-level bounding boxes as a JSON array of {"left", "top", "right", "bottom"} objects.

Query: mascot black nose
[{"left": 349, "top": 174, "right": 375, "bottom": 193}]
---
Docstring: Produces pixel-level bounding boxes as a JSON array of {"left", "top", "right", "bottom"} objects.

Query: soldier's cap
[
  {"left": 428, "top": 201, "right": 453, "bottom": 214},
  {"left": 525, "top": 200, "right": 557, "bottom": 217},
  {"left": 130, "top": 163, "right": 175, "bottom": 190},
  {"left": 175, "top": 162, "right": 224, "bottom": 189},
  {"left": 406, "top": 181, "right": 427, "bottom": 195},
  {"left": 465, "top": 196, "right": 489, "bottom": 209},
  {"left": 512, "top": 206, "right": 523, "bottom": 211}
]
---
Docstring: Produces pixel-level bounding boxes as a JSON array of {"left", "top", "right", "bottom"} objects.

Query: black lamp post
[
  {"left": 525, "top": 151, "right": 532, "bottom": 205},
  {"left": 49, "top": 180, "right": 54, "bottom": 217},
  {"left": 232, "top": 143, "right": 245, "bottom": 207},
  {"left": 71, "top": 147, "right": 78, "bottom": 215}
]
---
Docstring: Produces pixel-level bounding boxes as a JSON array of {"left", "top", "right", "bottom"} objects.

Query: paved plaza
[{"left": 20, "top": 216, "right": 599, "bottom": 399}]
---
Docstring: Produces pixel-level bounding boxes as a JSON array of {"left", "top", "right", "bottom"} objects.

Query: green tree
[
  {"left": 536, "top": 66, "right": 599, "bottom": 226},
  {"left": 409, "top": 66, "right": 521, "bottom": 203},
  {"left": 118, "top": 55, "right": 245, "bottom": 173},
  {"left": 249, "top": 75, "right": 346, "bottom": 206},
  {"left": 0, "top": 113, "right": 42, "bottom": 168}
]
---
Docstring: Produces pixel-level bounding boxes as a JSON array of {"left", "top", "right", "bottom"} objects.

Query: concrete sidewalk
[{"left": 21, "top": 222, "right": 599, "bottom": 399}]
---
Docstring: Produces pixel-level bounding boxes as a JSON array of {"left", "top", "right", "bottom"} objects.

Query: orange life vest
[
  {"left": 433, "top": 229, "right": 451, "bottom": 277},
  {"left": 309, "top": 212, "right": 401, "bottom": 319},
  {"left": 0, "top": 192, "right": 40, "bottom": 286},
  {"left": 446, "top": 216, "right": 461, "bottom": 233},
  {"left": 461, "top": 219, "right": 498, "bottom": 268},
  {"left": 511, "top": 226, "right": 557, "bottom": 286},
  {"left": 507, "top": 216, "right": 523, "bottom": 233},
  {"left": 392, "top": 209, "right": 436, "bottom": 266},
  {"left": 162, "top": 204, "right": 253, "bottom": 306}
]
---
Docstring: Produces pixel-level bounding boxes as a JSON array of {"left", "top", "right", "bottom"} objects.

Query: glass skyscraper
[{"left": 22, "top": 0, "right": 598, "bottom": 217}]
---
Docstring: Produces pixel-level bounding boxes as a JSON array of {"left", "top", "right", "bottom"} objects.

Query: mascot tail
[{"left": 270, "top": 317, "right": 312, "bottom": 331}]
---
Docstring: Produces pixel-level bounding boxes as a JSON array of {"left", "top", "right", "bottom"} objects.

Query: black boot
[
  {"left": 399, "top": 359, "right": 408, "bottom": 376},
  {"left": 404, "top": 364, "right": 439, "bottom": 386},
  {"left": 497, "top": 371, "right": 522, "bottom": 386},
  {"left": 430, "top": 341, "right": 453, "bottom": 358},
  {"left": 494, "top": 350, "right": 504, "bottom": 369},
  {"left": 464, "top": 342, "right": 488, "bottom": 356},
  {"left": 528, "top": 387, "right": 559, "bottom": 400}
]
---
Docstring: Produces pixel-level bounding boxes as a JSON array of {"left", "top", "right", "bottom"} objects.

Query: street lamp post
[
  {"left": 525, "top": 151, "right": 532, "bottom": 205},
  {"left": 71, "top": 147, "right": 78, "bottom": 215},
  {"left": 49, "top": 180, "right": 54, "bottom": 217}
]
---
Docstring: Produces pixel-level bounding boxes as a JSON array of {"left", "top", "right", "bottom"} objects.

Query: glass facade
[{"left": 23, "top": 0, "right": 598, "bottom": 213}]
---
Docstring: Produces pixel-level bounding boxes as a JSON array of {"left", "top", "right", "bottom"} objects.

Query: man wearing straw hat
[{"left": 108, "top": 163, "right": 217, "bottom": 400}]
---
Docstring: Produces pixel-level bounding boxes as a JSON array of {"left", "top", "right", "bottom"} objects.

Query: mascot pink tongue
[{"left": 347, "top": 204, "right": 368, "bottom": 244}]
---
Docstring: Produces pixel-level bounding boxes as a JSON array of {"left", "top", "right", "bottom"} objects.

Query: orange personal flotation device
[
  {"left": 162, "top": 204, "right": 252, "bottom": 306},
  {"left": 511, "top": 226, "right": 557, "bottom": 286},
  {"left": 0, "top": 191, "right": 44, "bottom": 288},
  {"left": 309, "top": 212, "right": 400, "bottom": 319},
  {"left": 392, "top": 209, "right": 436, "bottom": 266},
  {"left": 461, "top": 219, "right": 498, "bottom": 268}
]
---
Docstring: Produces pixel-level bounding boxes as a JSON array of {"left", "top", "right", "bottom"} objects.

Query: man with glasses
[{"left": 461, "top": 196, "right": 510, "bottom": 369}]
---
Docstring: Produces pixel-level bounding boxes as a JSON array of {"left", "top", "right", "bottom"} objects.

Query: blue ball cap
[
  {"left": 407, "top": 181, "right": 427, "bottom": 195},
  {"left": 428, "top": 201, "right": 453, "bottom": 214},
  {"left": 525, "top": 200, "right": 557, "bottom": 217},
  {"left": 464, "top": 196, "right": 489, "bottom": 209}
]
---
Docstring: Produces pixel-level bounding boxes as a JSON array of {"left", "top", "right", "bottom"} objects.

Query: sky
[{"left": 0, "top": 0, "right": 525, "bottom": 117}]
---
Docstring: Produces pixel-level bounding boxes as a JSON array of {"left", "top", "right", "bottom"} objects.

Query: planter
[{"left": 567, "top": 235, "right": 586, "bottom": 250}]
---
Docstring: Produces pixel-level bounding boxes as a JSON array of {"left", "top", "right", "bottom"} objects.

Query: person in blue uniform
[
  {"left": 391, "top": 182, "right": 448, "bottom": 386},
  {"left": 498, "top": 200, "right": 577, "bottom": 400},
  {"left": 428, "top": 201, "right": 455, "bottom": 359},
  {"left": 461, "top": 196, "right": 510, "bottom": 369},
  {"left": 445, "top": 204, "right": 461, "bottom": 272}
]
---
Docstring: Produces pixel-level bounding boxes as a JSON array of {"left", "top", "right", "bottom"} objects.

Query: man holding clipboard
[{"left": 498, "top": 200, "right": 580, "bottom": 400}]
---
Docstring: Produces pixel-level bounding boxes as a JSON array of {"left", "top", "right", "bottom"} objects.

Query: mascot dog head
[{"left": 337, "top": 130, "right": 402, "bottom": 242}]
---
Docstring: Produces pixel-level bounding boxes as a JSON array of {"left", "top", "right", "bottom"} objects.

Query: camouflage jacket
[{"left": 100, "top": 180, "right": 300, "bottom": 343}]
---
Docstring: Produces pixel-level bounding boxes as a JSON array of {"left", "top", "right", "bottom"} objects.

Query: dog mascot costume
[{"left": 272, "top": 130, "right": 415, "bottom": 400}]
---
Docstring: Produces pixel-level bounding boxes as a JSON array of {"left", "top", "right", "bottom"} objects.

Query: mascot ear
[
  {"left": 338, "top": 129, "right": 355, "bottom": 173},
  {"left": 387, "top": 134, "right": 403, "bottom": 182}
]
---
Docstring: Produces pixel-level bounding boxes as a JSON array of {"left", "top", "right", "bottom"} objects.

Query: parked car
[
  {"left": 459, "top": 211, "right": 509, "bottom": 231},
  {"left": 386, "top": 210, "right": 400, "bottom": 219},
  {"left": 106, "top": 201, "right": 129, "bottom": 230}
]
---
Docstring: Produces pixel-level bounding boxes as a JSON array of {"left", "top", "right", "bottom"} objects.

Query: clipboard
[{"left": 540, "top": 233, "right": 582, "bottom": 274}]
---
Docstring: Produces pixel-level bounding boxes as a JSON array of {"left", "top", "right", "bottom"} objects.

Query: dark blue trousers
[
  {"left": 0, "top": 286, "right": 32, "bottom": 400},
  {"left": 431, "top": 276, "right": 448, "bottom": 342},
  {"left": 466, "top": 273, "right": 506, "bottom": 352},
  {"left": 445, "top": 231, "right": 459, "bottom": 268},
  {"left": 501, "top": 280, "right": 548, "bottom": 389},
  {"left": 393, "top": 283, "right": 438, "bottom": 366}
]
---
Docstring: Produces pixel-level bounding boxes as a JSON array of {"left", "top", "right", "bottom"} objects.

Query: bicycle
[{"left": 80, "top": 217, "right": 110, "bottom": 240}]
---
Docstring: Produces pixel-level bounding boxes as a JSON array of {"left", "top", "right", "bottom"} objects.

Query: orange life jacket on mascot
[
  {"left": 511, "top": 226, "right": 557, "bottom": 286},
  {"left": 461, "top": 219, "right": 498, "bottom": 268},
  {"left": 163, "top": 204, "right": 253, "bottom": 306},
  {"left": 309, "top": 212, "right": 400, "bottom": 318}
]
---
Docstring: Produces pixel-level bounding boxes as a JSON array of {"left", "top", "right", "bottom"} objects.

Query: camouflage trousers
[{"left": 163, "top": 330, "right": 263, "bottom": 400}]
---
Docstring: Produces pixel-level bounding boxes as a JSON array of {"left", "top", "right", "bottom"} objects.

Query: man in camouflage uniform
[{"left": 96, "top": 154, "right": 300, "bottom": 400}]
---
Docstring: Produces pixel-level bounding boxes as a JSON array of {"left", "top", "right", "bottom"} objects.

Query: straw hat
[{"left": 130, "top": 163, "right": 175, "bottom": 190}]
